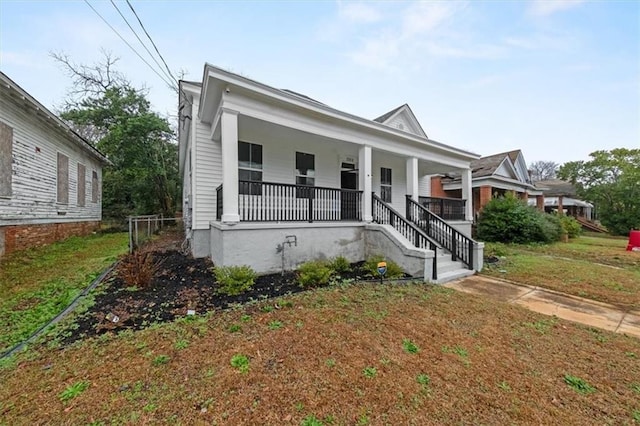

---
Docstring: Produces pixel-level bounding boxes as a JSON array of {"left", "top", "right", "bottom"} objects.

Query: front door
[{"left": 340, "top": 162, "right": 358, "bottom": 220}]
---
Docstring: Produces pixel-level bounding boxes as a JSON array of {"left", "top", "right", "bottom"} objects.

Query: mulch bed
[{"left": 62, "top": 236, "right": 376, "bottom": 345}]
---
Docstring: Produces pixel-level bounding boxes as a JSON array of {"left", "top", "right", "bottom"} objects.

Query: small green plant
[
  {"left": 152, "top": 355, "right": 170, "bottom": 366},
  {"left": 325, "top": 358, "right": 336, "bottom": 367},
  {"left": 525, "top": 318, "right": 557, "bottom": 334},
  {"left": 59, "top": 381, "right": 90, "bottom": 402},
  {"left": 625, "top": 352, "right": 637, "bottom": 359},
  {"left": 301, "top": 415, "right": 324, "bottom": 426},
  {"left": 297, "top": 260, "right": 333, "bottom": 287},
  {"left": 632, "top": 409, "right": 640, "bottom": 422},
  {"left": 240, "top": 314, "right": 252, "bottom": 322},
  {"left": 143, "top": 403, "right": 157, "bottom": 412},
  {"left": 402, "top": 338, "right": 420, "bottom": 354},
  {"left": 363, "top": 367, "right": 377, "bottom": 378},
  {"left": 174, "top": 339, "right": 189, "bottom": 350},
  {"left": 363, "top": 255, "right": 404, "bottom": 279},
  {"left": 330, "top": 256, "right": 351, "bottom": 274},
  {"left": 564, "top": 374, "right": 596, "bottom": 395},
  {"left": 214, "top": 265, "right": 257, "bottom": 296},
  {"left": 558, "top": 215, "right": 582, "bottom": 238},
  {"left": 416, "top": 374, "right": 430, "bottom": 387},
  {"left": 630, "top": 383, "right": 640, "bottom": 394},
  {"left": 228, "top": 324, "right": 242, "bottom": 333},
  {"left": 261, "top": 305, "right": 274, "bottom": 313},
  {"left": 268, "top": 320, "right": 283, "bottom": 330},
  {"left": 230, "top": 354, "right": 250, "bottom": 373},
  {"left": 498, "top": 381, "right": 511, "bottom": 391},
  {"left": 295, "top": 402, "right": 305, "bottom": 411}
]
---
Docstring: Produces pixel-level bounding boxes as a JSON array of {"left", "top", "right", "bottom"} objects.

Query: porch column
[
  {"left": 359, "top": 145, "right": 372, "bottom": 222},
  {"left": 557, "top": 195, "right": 564, "bottom": 215},
  {"left": 461, "top": 168, "right": 473, "bottom": 221},
  {"left": 221, "top": 108, "right": 240, "bottom": 223},
  {"left": 406, "top": 157, "right": 419, "bottom": 201},
  {"left": 536, "top": 194, "right": 545, "bottom": 211}
]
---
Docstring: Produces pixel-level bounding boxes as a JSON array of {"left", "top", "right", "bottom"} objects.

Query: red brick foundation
[{"left": 0, "top": 221, "right": 100, "bottom": 256}]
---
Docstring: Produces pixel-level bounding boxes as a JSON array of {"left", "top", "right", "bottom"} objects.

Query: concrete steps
[{"left": 433, "top": 252, "right": 475, "bottom": 284}]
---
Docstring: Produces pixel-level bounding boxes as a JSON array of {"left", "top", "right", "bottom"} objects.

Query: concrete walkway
[{"left": 445, "top": 275, "right": 640, "bottom": 338}]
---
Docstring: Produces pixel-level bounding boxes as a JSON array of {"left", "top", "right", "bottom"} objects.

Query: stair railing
[{"left": 372, "top": 193, "right": 439, "bottom": 280}]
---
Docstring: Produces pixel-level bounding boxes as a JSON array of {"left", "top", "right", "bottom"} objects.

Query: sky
[{"left": 1, "top": 0, "right": 638, "bottom": 164}]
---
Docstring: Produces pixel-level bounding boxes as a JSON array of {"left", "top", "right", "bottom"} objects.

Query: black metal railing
[
  {"left": 407, "top": 196, "right": 476, "bottom": 270},
  {"left": 216, "top": 180, "right": 362, "bottom": 222},
  {"left": 418, "top": 196, "right": 466, "bottom": 221},
  {"left": 372, "top": 193, "right": 438, "bottom": 280}
]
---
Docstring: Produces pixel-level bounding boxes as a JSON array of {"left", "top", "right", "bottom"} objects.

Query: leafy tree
[
  {"left": 529, "top": 160, "right": 558, "bottom": 182},
  {"left": 558, "top": 148, "right": 640, "bottom": 235},
  {"left": 53, "top": 53, "right": 179, "bottom": 219}
]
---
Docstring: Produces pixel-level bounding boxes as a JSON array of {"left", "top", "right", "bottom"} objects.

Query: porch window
[
  {"left": 239, "top": 141, "right": 263, "bottom": 195},
  {"left": 296, "top": 151, "right": 315, "bottom": 198},
  {"left": 57, "top": 152, "right": 69, "bottom": 204},
  {"left": 380, "top": 167, "right": 392, "bottom": 203}
]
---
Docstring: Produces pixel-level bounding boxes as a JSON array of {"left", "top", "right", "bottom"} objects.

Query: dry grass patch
[{"left": 1, "top": 283, "right": 638, "bottom": 425}]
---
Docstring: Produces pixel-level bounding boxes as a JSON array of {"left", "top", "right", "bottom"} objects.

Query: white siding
[
  {"left": 372, "top": 151, "right": 407, "bottom": 213},
  {"left": 0, "top": 94, "right": 103, "bottom": 225},
  {"left": 419, "top": 175, "right": 432, "bottom": 197}
]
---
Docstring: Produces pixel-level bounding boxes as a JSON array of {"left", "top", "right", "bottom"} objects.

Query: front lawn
[
  {"left": 482, "top": 236, "right": 640, "bottom": 310},
  {"left": 0, "top": 233, "right": 129, "bottom": 354},
  {"left": 1, "top": 283, "right": 638, "bottom": 424}
]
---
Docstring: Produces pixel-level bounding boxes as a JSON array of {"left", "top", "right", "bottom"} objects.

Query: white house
[
  {"left": 0, "top": 72, "right": 109, "bottom": 257},
  {"left": 178, "top": 64, "right": 484, "bottom": 283}
]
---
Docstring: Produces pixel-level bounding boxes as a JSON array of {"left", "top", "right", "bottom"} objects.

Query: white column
[
  {"left": 359, "top": 145, "right": 372, "bottom": 222},
  {"left": 461, "top": 168, "right": 473, "bottom": 221},
  {"left": 221, "top": 108, "right": 240, "bottom": 223},
  {"left": 406, "top": 157, "right": 419, "bottom": 201}
]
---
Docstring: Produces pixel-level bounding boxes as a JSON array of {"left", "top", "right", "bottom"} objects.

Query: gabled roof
[
  {"left": 373, "top": 104, "right": 428, "bottom": 138},
  {"left": 470, "top": 150, "right": 521, "bottom": 178},
  {"left": 0, "top": 71, "right": 110, "bottom": 165}
]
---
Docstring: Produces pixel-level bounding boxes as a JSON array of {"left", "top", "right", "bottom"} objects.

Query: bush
[
  {"left": 330, "top": 256, "right": 351, "bottom": 274},
  {"left": 297, "top": 260, "right": 333, "bottom": 287},
  {"left": 214, "top": 265, "right": 257, "bottom": 296},
  {"left": 119, "top": 250, "right": 163, "bottom": 288},
  {"left": 363, "top": 255, "right": 404, "bottom": 279},
  {"left": 558, "top": 215, "right": 582, "bottom": 238},
  {"left": 477, "top": 195, "right": 562, "bottom": 244}
]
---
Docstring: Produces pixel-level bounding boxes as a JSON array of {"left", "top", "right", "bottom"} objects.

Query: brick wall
[
  {"left": 0, "top": 221, "right": 100, "bottom": 256},
  {"left": 478, "top": 186, "right": 493, "bottom": 212},
  {"left": 430, "top": 176, "right": 449, "bottom": 198}
]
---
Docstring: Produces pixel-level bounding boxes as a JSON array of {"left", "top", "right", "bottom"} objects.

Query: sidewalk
[{"left": 445, "top": 275, "right": 640, "bottom": 338}]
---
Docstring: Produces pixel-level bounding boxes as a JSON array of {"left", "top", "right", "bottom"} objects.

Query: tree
[
  {"left": 53, "top": 53, "right": 179, "bottom": 219},
  {"left": 558, "top": 148, "right": 640, "bottom": 235},
  {"left": 529, "top": 160, "right": 558, "bottom": 182}
]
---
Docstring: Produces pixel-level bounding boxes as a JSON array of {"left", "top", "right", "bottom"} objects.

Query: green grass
[{"left": 0, "top": 233, "right": 128, "bottom": 354}]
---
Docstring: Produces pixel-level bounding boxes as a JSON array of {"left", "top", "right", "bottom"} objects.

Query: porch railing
[
  {"left": 216, "top": 180, "right": 362, "bottom": 222},
  {"left": 418, "top": 196, "right": 466, "bottom": 221},
  {"left": 407, "top": 196, "right": 475, "bottom": 270},
  {"left": 372, "top": 193, "right": 438, "bottom": 281}
]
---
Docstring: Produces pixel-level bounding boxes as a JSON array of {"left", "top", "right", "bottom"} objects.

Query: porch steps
[{"left": 434, "top": 252, "right": 475, "bottom": 284}]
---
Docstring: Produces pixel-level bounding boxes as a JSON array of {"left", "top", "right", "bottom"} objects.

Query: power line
[
  {"left": 82, "top": 0, "right": 177, "bottom": 91},
  {"left": 125, "top": 0, "right": 178, "bottom": 83},
  {"left": 109, "top": 0, "right": 174, "bottom": 85}
]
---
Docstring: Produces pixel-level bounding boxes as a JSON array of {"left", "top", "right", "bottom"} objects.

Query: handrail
[
  {"left": 372, "top": 193, "right": 439, "bottom": 281},
  {"left": 407, "top": 196, "right": 476, "bottom": 270},
  {"left": 216, "top": 184, "right": 223, "bottom": 220},
  {"left": 418, "top": 196, "right": 466, "bottom": 221}
]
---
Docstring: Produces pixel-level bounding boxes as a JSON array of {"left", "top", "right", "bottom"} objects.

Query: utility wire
[
  {"left": 82, "top": 0, "right": 177, "bottom": 91},
  {"left": 125, "top": 0, "right": 178, "bottom": 84},
  {"left": 109, "top": 0, "right": 175, "bottom": 86}
]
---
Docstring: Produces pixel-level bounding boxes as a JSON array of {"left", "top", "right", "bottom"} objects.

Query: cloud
[
  {"left": 528, "top": 0, "right": 585, "bottom": 17},
  {"left": 338, "top": 2, "right": 382, "bottom": 24}
]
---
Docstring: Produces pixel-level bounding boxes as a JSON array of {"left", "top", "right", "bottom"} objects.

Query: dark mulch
[{"left": 61, "top": 245, "right": 375, "bottom": 345}]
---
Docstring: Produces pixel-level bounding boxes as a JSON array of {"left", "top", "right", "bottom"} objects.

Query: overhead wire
[
  {"left": 82, "top": 0, "right": 177, "bottom": 91},
  {"left": 109, "top": 0, "right": 175, "bottom": 87}
]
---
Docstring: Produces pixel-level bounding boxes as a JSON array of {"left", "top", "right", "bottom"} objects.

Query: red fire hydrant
[{"left": 627, "top": 230, "right": 640, "bottom": 251}]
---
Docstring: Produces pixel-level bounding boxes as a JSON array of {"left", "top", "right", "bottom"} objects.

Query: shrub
[
  {"left": 363, "top": 255, "right": 404, "bottom": 279},
  {"left": 330, "top": 256, "right": 351, "bottom": 274},
  {"left": 297, "top": 260, "right": 333, "bottom": 287},
  {"left": 119, "top": 249, "right": 163, "bottom": 288},
  {"left": 214, "top": 265, "right": 257, "bottom": 296},
  {"left": 476, "top": 195, "right": 562, "bottom": 244},
  {"left": 558, "top": 215, "right": 582, "bottom": 238}
]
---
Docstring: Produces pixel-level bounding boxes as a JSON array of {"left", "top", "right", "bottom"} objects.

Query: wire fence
[{"left": 128, "top": 215, "right": 183, "bottom": 253}]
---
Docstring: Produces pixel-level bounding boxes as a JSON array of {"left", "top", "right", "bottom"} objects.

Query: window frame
[
  {"left": 0, "top": 121, "right": 13, "bottom": 198},
  {"left": 57, "top": 152, "right": 69, "bottom": 204},
  {"left": 295, "top": 151, "right": 315, "bottom": 198},
  {"left": 238, "top": 141, "right": 263, "bottom": 195},
  {"left": 380, "top": 167, "right": 392, "bottom": 203},
  {"left": 91, "top": 170, "right": 99, "bottom": 203}
]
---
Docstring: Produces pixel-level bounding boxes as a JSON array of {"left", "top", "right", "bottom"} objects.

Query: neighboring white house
[
  {"left": 0, "top": 71, "right": 110, "bottom": 256},
  {"left": 178, "top": 64, "right": 484, "bottom": 283}
]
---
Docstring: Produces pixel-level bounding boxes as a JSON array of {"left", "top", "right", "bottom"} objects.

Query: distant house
[
  {"left": 178, "top": 64, "right": 484, "bottom": 283},
  {"left": 0, "top": 72, "right": 110, "bottom": 257},
  {"left": 430, "top": 150, "right": 543, "bottom": 218}
]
